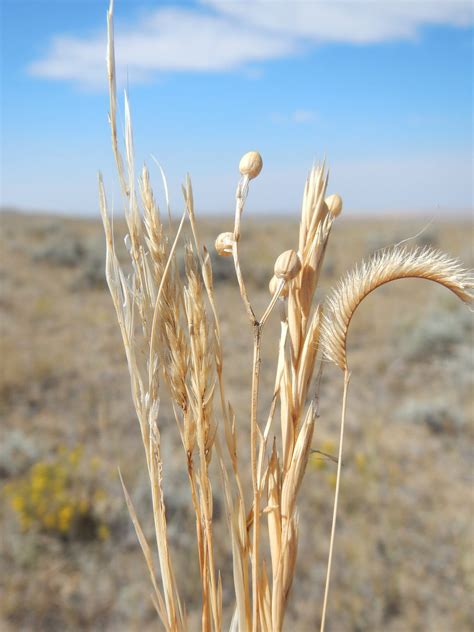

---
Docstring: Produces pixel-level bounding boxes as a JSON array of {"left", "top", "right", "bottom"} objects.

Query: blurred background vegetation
[{"left": 1, "top": 211, "right": 472, "bottom": 630}]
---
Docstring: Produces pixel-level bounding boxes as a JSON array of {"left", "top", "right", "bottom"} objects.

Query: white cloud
[
  {"left": 28, "top": 6, "right": 294, "bottom": 87},
  {"left": 29, "top": 1, "right": 473, "bottom": 87},
  {"left": 205, "top": 0, "right": 473, "bottom": 43}
]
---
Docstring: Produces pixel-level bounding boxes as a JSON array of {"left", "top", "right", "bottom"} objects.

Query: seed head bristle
[{"left": 321, "top": 245, "right": 474, "bottom": 371}]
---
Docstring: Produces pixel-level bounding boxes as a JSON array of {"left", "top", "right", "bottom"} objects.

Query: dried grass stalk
[{"left": 101, "top": 3, "right": 473, "bottom": 631}]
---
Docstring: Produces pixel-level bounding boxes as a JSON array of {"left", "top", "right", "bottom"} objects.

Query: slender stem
[
  {"left": 247, "top": 282, "right": 285, "bottom": 630},
  {"left": 231, "top": 175, "right": 257, "bottom": 325},
  {"left": 148, "top": 423, "right": 178, "bottom": 628},
  {"left": 107, "top": 0, "right": 129, "bottom": 200},
  {"left": 259, "top": 279, "right": 285, "bottom": 327},
  {"left": 201, "top": 472, "right": 219, "bottom": 631},
  {"left": 233, "top": 176, "right": 249, "bottom": 241},
  {"left": 187, "top": 459, "right": 210, "bottom": 632},
  {"left": 320, "top": 369, "right": 351, "bottom": 632},
  {"left": 232, "top": 241, "right": 257, "bottom": 325},
  {"left": 230, "top": 173, "right": 266, "bottom": 630},
  {"left": 251, "top": 324, "right": 262, "bottom": 632},
  {"left": 256, "top": 317, "right": 288, "bottom": 493}
]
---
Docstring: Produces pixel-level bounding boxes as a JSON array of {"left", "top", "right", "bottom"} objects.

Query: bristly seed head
[
  {"left": 215, "top": 232, "right": 235, "bottom": 257},
  {"left": 239, "top": 151, "right": 263, "bottom": 180},
  {"left": 269, "top": 275, "right": 289, "bottom": 298},
  {"left": 325, "top": 193, "right": 343, "bottom": 218},
  {"left": 274, "top": 249, "right": 302, "bottom": 281}
]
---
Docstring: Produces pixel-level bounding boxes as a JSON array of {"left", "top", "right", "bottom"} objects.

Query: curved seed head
[
  {"left": 215, "top": 232, "right": 235, "bottom": 257},
  {"left": 325, "top": 193, "right": 343, "bottom": 217},
  {"left": 274, "top": 249, "right": 302, "bottom": 281},
  {"left": 239, "top": 151, "right": 263, "bottom": 179},
  {"left": 321, "top": 245, "right": 473, "bottom": 371},
  {"left": 269, "top": 274, "right": 289, "bottom": 298}
]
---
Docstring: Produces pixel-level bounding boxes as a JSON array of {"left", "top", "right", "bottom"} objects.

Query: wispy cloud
[
  {"left": 205, "top": 0, "right": 473, "bottom": 44},
  {"left": 29, "top": 1, "right": 473, "bottom": 87},
  {"left": 28, "top": 6, "right": 294, "bottom": 87}
]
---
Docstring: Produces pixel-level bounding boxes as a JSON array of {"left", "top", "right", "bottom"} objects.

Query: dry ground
[{"left": 0, "top": 209, "right": 473, "bottom": 631}]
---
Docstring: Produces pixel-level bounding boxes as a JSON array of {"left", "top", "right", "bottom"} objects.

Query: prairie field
[{"left": 0, "top": 209, "right": 473, "bottom": 631}]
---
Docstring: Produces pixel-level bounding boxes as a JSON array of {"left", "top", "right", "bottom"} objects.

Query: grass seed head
[
  {"left": 269, "top": 274, "right": 289, "bottom": 298},
  {"left": 322, "top": 245, "right": 474, "bottom": 371},
  {"left": 215, "top": 232, "right": 235, "bottom": 257},
  {"left": 239, "top": 151, "right": 263, "bottom": 179},
  {"left": 325, "top": 193, "right": 343, "bottom": 218},
  {"left": 274, "top": 249, "right": 302, "bottom": 281}
]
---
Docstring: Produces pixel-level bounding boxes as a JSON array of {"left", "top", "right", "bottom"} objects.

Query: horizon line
[{"left": 2, "top": 205, "right": 473, "bottom": 222}]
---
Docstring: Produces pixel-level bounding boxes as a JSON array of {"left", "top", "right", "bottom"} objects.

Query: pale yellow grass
[{"left": 97, "top": 3, "right": 473, "bottom": 631}]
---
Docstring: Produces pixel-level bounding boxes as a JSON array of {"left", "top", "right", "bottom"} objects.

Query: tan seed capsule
[
  {"left": 239, "top": 151, "right": 263, "bottom": 179},
  {"left": 215, "top": 232, "right": 234, "bottom": 257},
  {"left": 325, "top": 193, "right": 343, "bottom": 217},
  {"left": 269, "top": 275, "right": 289, "bottom": 298},
  {"left": 274, "top": 249, "right": 301, "bottom": 281}
]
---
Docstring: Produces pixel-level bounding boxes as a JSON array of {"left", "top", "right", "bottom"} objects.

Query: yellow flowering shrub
[{"left": 4, "top": 446, "right": 111, "bottom": 540}]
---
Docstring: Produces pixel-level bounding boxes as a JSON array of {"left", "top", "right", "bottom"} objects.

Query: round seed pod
[
  {"left": 268, "top": 275, "right": 289, "bottom": 298},
  {"left": 274, "top": 249, "right": 301, "bottom": 281},
  {"left": 239, "top": 151, "right": 263, "bottom": 180},
  {"left": 215, "top": 232, "right": 234, "bottom": 257},
  {"left": 325, "top": 193, "right": 343, "bottom": 217}
]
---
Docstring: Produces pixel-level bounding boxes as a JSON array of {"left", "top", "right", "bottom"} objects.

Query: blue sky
[{"left": 1, "top": 0, "right": 473, "bottom": 216}]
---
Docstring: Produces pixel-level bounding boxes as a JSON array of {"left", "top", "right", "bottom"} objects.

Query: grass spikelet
[{"left": 321, "top": 245, "right": 474, "bottom": 371}]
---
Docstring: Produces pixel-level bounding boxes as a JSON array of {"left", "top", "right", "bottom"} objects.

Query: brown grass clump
[{"left": 99, "top": 3, "right": 473, "bottom": 631}]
